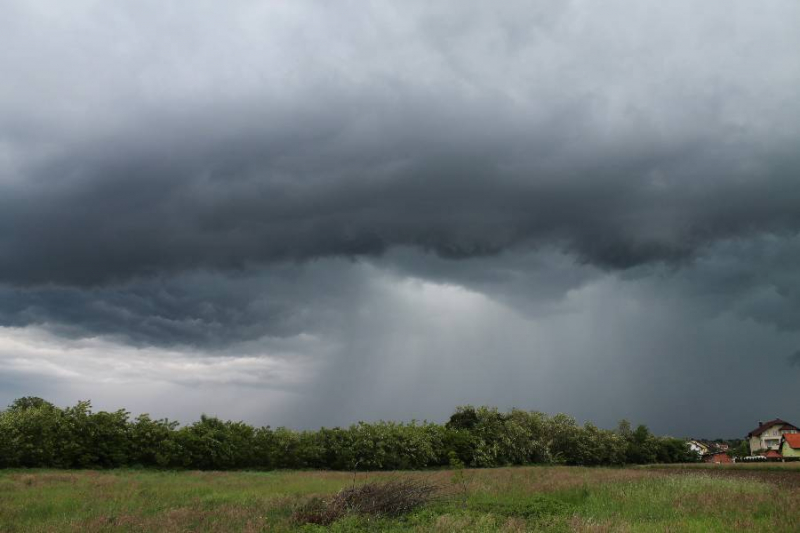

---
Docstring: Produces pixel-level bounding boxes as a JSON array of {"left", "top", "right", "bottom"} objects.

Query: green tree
[{"left": 130, "top": 414, "right": 179, "bottom": 467}]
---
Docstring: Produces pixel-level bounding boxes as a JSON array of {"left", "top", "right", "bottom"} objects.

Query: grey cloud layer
[
  {"left": 2, "top": 0, "right": 800, "bottom": 287},
  {"left": 0, "top": 262, "right": 368, "bottom": 348}
]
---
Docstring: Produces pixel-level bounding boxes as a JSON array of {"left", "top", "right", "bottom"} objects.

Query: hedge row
[{"left": 0, "top": 398, "right": 697, "bottom": 470}]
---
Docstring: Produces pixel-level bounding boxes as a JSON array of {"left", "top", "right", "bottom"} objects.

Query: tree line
[{"left": 0, "top": 397, "right": 697, "bottom": 470}]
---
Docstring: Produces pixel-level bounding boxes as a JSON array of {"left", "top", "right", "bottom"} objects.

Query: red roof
[
  {"left": 703, "top": 452, "right": 732, "bottom": 463},
  {"left": 764, "top": 450, "right": 783, "bottom": 458},
  {"left": 748, "top": 419, "right": 799, "bottom": 437},
  {"left": 783, "top": 434, "right": 800, "bottom": 449}
]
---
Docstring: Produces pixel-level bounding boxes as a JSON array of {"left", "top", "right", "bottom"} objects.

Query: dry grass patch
[
  {"left": 9, "top": 472, "right": 83, "bottom": 487},
  {"left": 568, "top": 516, "right": 631, "bottom": 533},
  {"left": 74, "top": 504, "right": 273, "bottom": 533},
  {"left": 463, "top": 465, "right": 654, "bottom": 497},
  {"left": 292, "top": 478, "right": 442, "bottom": 525}
]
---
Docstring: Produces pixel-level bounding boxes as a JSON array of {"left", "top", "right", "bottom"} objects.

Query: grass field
[{"left": 1, "top": 464, "right": 799, "bottom": 532}]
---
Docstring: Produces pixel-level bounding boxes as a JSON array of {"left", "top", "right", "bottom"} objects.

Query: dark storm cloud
[
  {"left": 0, "top": 261, "right": 371, "bottom": 348},
  {"left": 1, "top": 0, "right": 799, "bottom": 287},
  {"left": 0, "top": 275, "right": 296, "bottom": 348},
  {"left": 0, "top": 249, "right": 602, "bottom": 349},
  {"left": 2, "top": 95, "right": 799, "bottom": 287}
]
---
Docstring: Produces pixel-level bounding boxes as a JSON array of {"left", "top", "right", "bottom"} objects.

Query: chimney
[{"left": 758, "top": 421, "right": 763, "bottom": 427}]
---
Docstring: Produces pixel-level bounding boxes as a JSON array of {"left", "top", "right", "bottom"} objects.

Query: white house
[{"left": 747, "top": 419, "right": 799, "bottom": 455}]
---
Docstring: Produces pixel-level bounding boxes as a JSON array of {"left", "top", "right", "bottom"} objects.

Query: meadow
[{"left": 1, "top": 464, "right": 799, "bottom": 532}]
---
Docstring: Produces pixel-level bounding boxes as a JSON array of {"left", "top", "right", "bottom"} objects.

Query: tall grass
[{"left": 1, "top": 466, "right": 798, "bottom": 532}]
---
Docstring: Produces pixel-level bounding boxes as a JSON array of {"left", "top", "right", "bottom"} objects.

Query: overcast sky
[{"left": 2, "top": 0, "right": 799, "bottom": 438}]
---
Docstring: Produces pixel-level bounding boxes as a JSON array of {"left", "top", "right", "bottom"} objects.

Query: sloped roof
[
  {"left": 783, "top": 434, "right": 800, "bottom": 449},
  {"left": 748, "top": 419, "right": 799, "bottom": 437},
  {"left": 764, "top": 450, "right": 783, "bottom": 458}
]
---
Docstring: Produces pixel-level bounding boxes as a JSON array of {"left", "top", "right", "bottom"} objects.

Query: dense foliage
[{"left": 0, "top": 398, "right": 697, "bottom": 470}]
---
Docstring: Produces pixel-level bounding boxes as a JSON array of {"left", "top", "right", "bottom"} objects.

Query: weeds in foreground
[{"left": 292, "top": 478, "right": 442, "bottom": 525}]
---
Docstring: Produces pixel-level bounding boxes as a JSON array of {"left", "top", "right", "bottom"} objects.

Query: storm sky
[{"left": 2, "top": 0, "right": 799, "bottom": 438}]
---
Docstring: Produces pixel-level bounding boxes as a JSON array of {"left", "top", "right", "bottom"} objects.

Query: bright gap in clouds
[{"left": 0, "top": 324, "right": 315, "bottom": 424}]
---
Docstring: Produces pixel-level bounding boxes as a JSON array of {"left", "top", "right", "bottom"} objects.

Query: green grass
[
  {"left": 0, "top": 466, "right": 798, "bottom": 532},
  {"left": 640, "top": 461, "right": 800, "bottom": 472}
]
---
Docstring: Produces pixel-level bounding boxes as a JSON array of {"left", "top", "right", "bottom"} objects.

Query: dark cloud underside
[{"left": 1, "top": 1, "right": 799, "bottom": 286}]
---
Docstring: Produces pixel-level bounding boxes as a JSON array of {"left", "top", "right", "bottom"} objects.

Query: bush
[
  {"left": 291, "top": 497, "right": 345, "bottom": 526},
  {"left": 291, "top": 479, "right": 441, "bottom": 525}
]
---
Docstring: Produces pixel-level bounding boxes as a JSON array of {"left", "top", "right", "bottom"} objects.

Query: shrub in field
[
  {"left": 292, "top": 479, "right": 441, "bottom": 525},
  {"left": 338, "top": 479, "right": 441, "bottom": 516},
  {"left": 291, "top": 496, "right": 346, "bottom": 526}
]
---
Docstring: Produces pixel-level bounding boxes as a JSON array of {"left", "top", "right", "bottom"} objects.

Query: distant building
[
  {"left": 702, "top": 451, "right": 732, "bottom": 464},
  {"left": 779, "top": 434, "right": 800, "bottom": 460},
  {"left": 747, "top": 419, "right": 799, "bottom": 455},
  {"left": 687, "top": 440, "right": 709, "bottom": 456}
]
